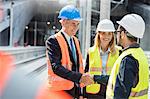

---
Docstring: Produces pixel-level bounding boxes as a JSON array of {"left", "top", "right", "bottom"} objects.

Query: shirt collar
[
  {"left": 61, "top": 30, "right": 72, "bottom": 43},
  {"left": 123, "top": 43, "right": 140, "bottom": 52},
  {"left": 100, "top": 47, "right": 110, "bottom": 55}
]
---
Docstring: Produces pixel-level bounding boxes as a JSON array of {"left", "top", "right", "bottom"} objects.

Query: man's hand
[{"left": 80, "top": 73, "right": 94, "bottom": 87}]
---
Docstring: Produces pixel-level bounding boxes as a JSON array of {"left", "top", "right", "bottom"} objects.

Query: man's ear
[
  {"left": 120, "top": 31, "right": 125, "bottom": 39},
  {"left": 60, "top": 19, "right": 66, "bottom": 26}
]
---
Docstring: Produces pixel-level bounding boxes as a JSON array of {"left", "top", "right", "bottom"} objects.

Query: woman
[{"left": 83, "top": 19, "right": 121, "bottom": 99}]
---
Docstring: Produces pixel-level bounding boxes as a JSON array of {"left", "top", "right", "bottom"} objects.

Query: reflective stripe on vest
[
  {"left": 106, "top": 48, "right": 149, "bottom": 99},
  {"left": 130, "top": 88, "right": 148, "bottom": 97},
  {"left": 47, "top": 32, "right": 83, "bottom": 91},
  {"left": 86, "top": 46, "right": 119, "bottom": 94}
]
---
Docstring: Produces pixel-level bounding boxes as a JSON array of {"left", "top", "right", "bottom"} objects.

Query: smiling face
[
  {"left": 61, "top": 19, "right": 80, "bottom": 36},
  {"left": 99, "top": 31, "right": 113, "bottom": 48}
]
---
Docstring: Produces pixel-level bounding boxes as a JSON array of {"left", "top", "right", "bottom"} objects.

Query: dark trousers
[
  {"left": 87, "top": 95, "right": 105, "bottom": 99},
  {"left": 83, "top": 84, "right": 106, "bottom": 99},
  {"left": 65, "top": 84, "right": 81, "bottom": 98}
]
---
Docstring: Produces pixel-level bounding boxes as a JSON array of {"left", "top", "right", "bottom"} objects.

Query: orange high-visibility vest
[{"left": 46, "top": 32, "right": 83, "bottom": 91}]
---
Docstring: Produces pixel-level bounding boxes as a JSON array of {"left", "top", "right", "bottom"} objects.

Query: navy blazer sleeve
[
  {"left": 84, "top": 54, "right": 89, "bottom": 73},
  {"left": 46, "top": 35, "right": 82, "bottom": 83}
]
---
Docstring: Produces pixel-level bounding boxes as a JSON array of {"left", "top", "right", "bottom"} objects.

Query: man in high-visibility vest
[
  {"left": 45, "top": 5, "right": 94, "bottom": 99},
  {"left": 106, "top": 14, "right": 149, "bottom": 99}
]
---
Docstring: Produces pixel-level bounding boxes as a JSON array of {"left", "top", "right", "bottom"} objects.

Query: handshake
[{"left": 79, "top": 73, "right": 94, "bottom": 87}]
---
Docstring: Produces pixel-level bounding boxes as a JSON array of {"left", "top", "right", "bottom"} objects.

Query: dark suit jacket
[{"left": 46, "top": 32, "right": 82, "bottom": 97}]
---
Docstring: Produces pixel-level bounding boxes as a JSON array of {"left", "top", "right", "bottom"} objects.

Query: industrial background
[{"left": 0, "top": 0, "right": 150, "bottom": 99}]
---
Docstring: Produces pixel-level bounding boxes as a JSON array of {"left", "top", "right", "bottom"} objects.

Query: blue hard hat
[{"left": 58, "top": 5, "right": 82, "bottom": 21}]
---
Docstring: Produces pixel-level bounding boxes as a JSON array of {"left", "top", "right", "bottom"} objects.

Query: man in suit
[{"left": 46, "top": 5, "right": 94, "bottom": 99}]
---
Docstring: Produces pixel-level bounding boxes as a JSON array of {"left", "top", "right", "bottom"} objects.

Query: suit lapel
[{"left": 60, "top": 32, "right": 76, "bottom": 65}]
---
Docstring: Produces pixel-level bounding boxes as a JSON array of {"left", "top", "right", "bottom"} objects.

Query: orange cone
[
  {"left": 36, "top": 82, "right": 72, "bottom": 99},
  {"left": 0, "top": 51, "right": 14, "bottom": 95}
]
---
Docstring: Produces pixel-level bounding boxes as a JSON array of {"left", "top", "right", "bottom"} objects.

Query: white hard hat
[
  {"left": 117, "top": 14, "right": 145, "bottom": 38},
  {"left": 96, "top": 19, "right": 115, "bottom": 32}
]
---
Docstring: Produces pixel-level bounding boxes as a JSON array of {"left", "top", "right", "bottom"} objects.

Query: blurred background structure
[{"left": 0, "top": 0, "right": 150, "bottom": 99}]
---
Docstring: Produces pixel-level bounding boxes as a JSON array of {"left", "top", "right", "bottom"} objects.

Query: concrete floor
[
  {"left": 1, "top": 57, "right": 47, "bottom": 99},
  {"left": 1, "top": 57, "right": 150, "bottom": 99}
]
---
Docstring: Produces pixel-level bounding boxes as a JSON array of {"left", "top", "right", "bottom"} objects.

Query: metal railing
[{"left": 0, "top": 46, "right": 46, "bottom": 65}]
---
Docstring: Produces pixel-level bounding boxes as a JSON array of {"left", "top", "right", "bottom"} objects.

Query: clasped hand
[{"left": 80, "top": 73, "right": 94, "bottom": 87}]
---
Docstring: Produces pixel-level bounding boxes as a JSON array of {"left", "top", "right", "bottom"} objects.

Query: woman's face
[{"left": 99, "top": 31, "right": 113, "bottom": 47}]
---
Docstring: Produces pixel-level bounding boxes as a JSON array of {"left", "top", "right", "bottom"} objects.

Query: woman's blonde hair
[{"left": 94, "top": 31, "right": 116, "bottom": 55}]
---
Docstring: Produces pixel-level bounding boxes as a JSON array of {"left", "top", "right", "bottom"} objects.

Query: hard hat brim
[
  {"left": 58, "top": 17, "right": 82, "bottom": 21},
  {"left": 97, "top": 29, "right": 115, "bottom": 32},
  {"left": 116, "top": 21, "right": 121, "bottom": 25},
  {"left": 73, "top": 18, "right": 82, "bottom": 21}
]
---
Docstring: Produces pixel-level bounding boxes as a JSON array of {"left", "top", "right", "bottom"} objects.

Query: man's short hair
[{"left": 120, "top": 26, "right": 138, "bottom": 42}]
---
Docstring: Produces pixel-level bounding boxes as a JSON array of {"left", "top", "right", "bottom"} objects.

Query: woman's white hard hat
[{"left": 96, "top": 19, "right": 116, "bottom": 32}]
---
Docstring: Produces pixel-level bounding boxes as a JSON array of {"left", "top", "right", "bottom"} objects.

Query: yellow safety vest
[
  {"left": 106, "top": 48, "right": 149, "bottom": 99},
  {"left": 47, "top": 32, "right": 83, "bottom": 91},
  {"left": 86, "top": 46, "right": 120, "bottom": 94}
]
